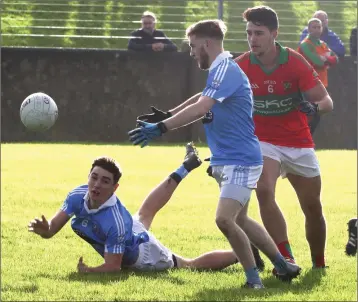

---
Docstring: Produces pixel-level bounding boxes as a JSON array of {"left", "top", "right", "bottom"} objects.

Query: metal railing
[{"left": 1, "top": 0, "right": 356, "bottom": 53}]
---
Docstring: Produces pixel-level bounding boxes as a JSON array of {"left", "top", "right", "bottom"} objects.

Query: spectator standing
[
  {"left": 128, "top": 11, "right": 177, "bottom": 52},
  {"left": 299, "top": 10, "right": 345, "bottom": 58},
  {"left": 298, "top": 18, "right": 338, "bottom": 88},
  {"left": 298, "top": 18, "right": 338, "bottom": 134}
]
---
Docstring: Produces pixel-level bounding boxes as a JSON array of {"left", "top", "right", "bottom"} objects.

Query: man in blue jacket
[{"left": 299, "top": 10, "right": 345, "bottom": 57}]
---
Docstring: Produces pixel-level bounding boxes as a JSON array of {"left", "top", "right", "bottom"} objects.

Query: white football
[{"left": 20, "top": 92, "right": 59, "bottom": 131}]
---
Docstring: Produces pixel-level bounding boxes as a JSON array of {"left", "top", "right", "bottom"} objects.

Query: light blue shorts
[{"left": 211, "top": 165, "right": 263, "bottom": 206}]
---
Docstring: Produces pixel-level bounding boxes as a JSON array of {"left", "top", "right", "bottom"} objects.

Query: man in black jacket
[{"left": 128, "top": 11, "right": 178, "bottom": 52}]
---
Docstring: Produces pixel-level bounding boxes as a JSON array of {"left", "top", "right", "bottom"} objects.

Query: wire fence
[{"left": 1, "top": 0, "right": 356, "bottom": 53}]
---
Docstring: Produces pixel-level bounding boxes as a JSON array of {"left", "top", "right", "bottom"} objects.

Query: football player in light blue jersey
[
  {"left": 28, "top": 144, "right": 240, "bottom": 273},
  {"left": 129, "top": 19, "right": 301, "bottom": 288}
]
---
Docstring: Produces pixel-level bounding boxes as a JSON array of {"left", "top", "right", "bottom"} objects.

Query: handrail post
[{"left": 218, "top": 0, "right": 224, "bottom": 20}]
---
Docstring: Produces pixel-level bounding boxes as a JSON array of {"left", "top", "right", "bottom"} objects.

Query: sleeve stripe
[
  {"left": 111, "top": 208, "right": 124, "bottom": 251},
  {"left": 204, "top": 59, "right": 230, "bottom": 99},
  {"left": 114, "top": 205, "right": 125, "bottom": 236},
  {"left": 213, "top": 60, "right": 226, "bottom": 83},
  {"left": 111, "top": 205, "right": 125, "bottom": 253},
  {"left": 213, "top": 59, "right": 229, "bottom": 84},
  {"left": 205, "top": 88, "right": 216, "bottom": 98},
  {"left": 111, "top": 207, "right": 122, "bottom": 250},
  {"left": 105, "top": 244, "right": 124, "bottom": 254}
]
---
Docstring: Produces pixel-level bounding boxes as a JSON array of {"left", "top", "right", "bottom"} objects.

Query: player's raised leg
[
  {"left": 287, "top": 173, "right": 327, "bottom": 268},
  {"left": 135, "top": 142, "right": 201, "bottom": 230},
  {"left": 255, "top": 156, "right": 296, "bottom": 262}
]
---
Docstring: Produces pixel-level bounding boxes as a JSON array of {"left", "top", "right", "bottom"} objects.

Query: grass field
[{"left": 1, "top": 143, "right": 357, "bottom": 301}]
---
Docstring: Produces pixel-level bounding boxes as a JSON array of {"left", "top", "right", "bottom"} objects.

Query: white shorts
[
  {"left": 128, "top": 216, "right": 174, "bottom": 271},
  {"left": 212, "top": 165, "right": 263, "bottom": 206},
  {"left": 260, "top": 141, "right": 320, "bottom": 178}
]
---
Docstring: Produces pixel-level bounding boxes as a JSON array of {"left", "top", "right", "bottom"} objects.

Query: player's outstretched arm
[
  {"left": 168, "top": 92, "right": 202, "bottom": 116},
  {"left": 135, "top": 143, "right": 202, "bottom": 230},
  {"left": 77, "top": 253, "right": 123, "bottom": 273},
  {"left": 136, "top": 93, "right": 202, "bottom": 123},
  {"left": 28, "top": 211, "right": 70, "bottom": 239},
  {"left": 128, "top": 96, "right": 211, "bottom": 148},
  {"left": 163, "top": 96, "right": 215, "bottom": 131}
]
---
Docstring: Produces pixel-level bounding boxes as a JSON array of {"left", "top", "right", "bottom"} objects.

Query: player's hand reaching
[
  {"left": 137, "top": 106, "right": 172, "bottom": 123},
  {"left": 77, "top": 256, "right": 89, "bottom": 273},
  {"left": 28, "top": 215, "right": 50, "bottom": 238},
  {"left": 299, "top": 100, "right": 319, "bottom": 116},
  {"left": 128, "top": 120, "right": 168, "bottom": 148}
]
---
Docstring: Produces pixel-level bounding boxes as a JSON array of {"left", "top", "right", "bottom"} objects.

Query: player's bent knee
[
  {"left": 216, "top": 216, "right": 235, "bottom": 236},
  {"left": 302, "top": 199, "right": 323, "bottom": 218},
  {"left": 236, "top": 215, "right": 249, "bottom": 229}
]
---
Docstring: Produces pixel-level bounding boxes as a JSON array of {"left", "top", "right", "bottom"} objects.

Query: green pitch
[{"left": 1, "top": 143, "right": 357, "bottom": 301}]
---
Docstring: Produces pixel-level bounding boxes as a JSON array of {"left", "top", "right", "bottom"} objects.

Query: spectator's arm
[
  {"left": 158, "top": 32, "right": 178, "bottom": 52},
  {"left": 163, "top": 41, "right": 178, "bottom": 52},
  {"left": 299, "top": 42, "right": 325, "bottom": 67},
  {"left": 349, "top": 28, "right": 357, "bottom": 56},
  {"left": 326, "top": 50, "right": 338, "bottom": 66},
  {"left": 299, "top": 28, "right": 308, "bottom": 44},
  {"left": 328, "top": 31, "right": 346, "bottom": 57},
  {"left": 127, "top": 32, "right": 152, "bottom": 51}
]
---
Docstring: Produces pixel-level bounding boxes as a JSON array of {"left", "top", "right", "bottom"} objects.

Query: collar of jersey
[
  {"left": 83, "top": 192, "right": 117, "bottom": 214},
  {"left": 249, "top": 42, "right": 288, "bottom": 65},
  {"left": 209, "top": 51, "right": 233, "bottom": 71}
]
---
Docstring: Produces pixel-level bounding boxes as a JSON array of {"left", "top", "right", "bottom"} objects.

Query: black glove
[
  {"left": 137, "top": 106, "right": 172, "bottom": 123},
  {"left": 299, "top": 100, "right": 319, "bottom": 116},
  {"left": 204, "top": 157, "right": 213, "bottom": 177}
]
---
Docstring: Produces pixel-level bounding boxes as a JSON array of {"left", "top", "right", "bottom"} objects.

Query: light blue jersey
[
  {"left": 202, "top": 51, "right": 263, "bottom": 166},
  {"left": 60, "top": 185, "right": 149, "bottom": 266}
]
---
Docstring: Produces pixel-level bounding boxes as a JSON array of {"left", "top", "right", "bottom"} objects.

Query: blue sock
[
  {"left": 169, "top": 165, "right": 188, "bottom": 184},
  {"left": 245, "top": 267, "right": 262, "bottom": 285},
  {"left": 272, "top": 253, "right": 287, "bottom": 274}
]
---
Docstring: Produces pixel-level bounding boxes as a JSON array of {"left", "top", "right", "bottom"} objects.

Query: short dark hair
[
  {"left": 90, "top": 156, "right": 122, "bottom": 184},
  {"left": 186, "top": 19, "right": 227, "bottom": 40},
  {"left": 243, "top": 6, "right": 279, "bottom": 31}
]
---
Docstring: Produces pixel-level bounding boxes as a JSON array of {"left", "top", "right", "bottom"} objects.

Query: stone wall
[{"left": 2, "top": 47, "right": 356, "bottom": 149}]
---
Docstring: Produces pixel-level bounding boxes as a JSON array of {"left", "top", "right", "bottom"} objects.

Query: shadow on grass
[
  {"left": 62, "top": 268, "right": 186, "bottom": 285},
  {"left": 2, "top": 282, "right": 39, "bottom": 294},
  {"left": 190, "top": 268, "right": 326, "bottom": 300}
]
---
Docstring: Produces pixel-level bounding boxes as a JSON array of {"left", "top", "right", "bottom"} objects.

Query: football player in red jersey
[{"left": 235, "top": 6, "right": 333, "bottom": 271}]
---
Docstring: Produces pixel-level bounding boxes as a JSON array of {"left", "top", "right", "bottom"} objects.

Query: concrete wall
[{"left": 2, "top": 47, "right": 357, "bottom": 149}]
